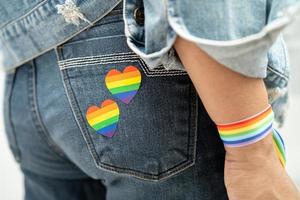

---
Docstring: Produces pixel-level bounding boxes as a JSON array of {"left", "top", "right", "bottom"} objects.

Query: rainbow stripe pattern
[
  {"left": 217, "top": 105, "right": 286, "bottom": 167},
  {"left": 217, "top": 106, "right": 274, "bottom": 147},
  {"left": 105, "top": 66, "right": 141, "bottom": 104},
  {"left": 86, "top": 99, "right": 120, "bottom": 137},
  {"left": 272, "top": 129, "right": 286, "bottom": 166}
]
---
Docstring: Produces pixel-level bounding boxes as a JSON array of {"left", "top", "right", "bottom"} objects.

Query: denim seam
[
  {"left": 190, "top": 84, "right": 198, "bottom": 169},
  {"left": 59, "top": 55, "right": 140, "bottom": 67},
  {"left": 56, "top": 46, "right": 102, "bottom": 170},
  {"left": 88, "top": 9, "right": 123, "bottom": 28},
  {"left": 2, "top": 0, "right": 122, "bottom": 70},
  {"left": 59, "top": 53, "right": 139, "bottom": 61},
  {"left": 60, "top": 60, "right": 138, "bottom": 69},
  {"left": 57, "top": 52, "right": 187, "bottom": 77},
  {"left": 60, "top": 59, "right": 187, "bottom": 77},
  {"left": 0, "top": 0, "right": 47, "bottom": 30},
  {"left": 59, "top": 57, "right": 140, "bottom": 66},
  {"left": 57, "top": 47, "right": 197, "bottom": 180},
  {"left": 138, "top": 57, "right": 187, "bottom": 77},
  {"left": 27, "top": 62, "right": 67, "bottom": 158},
  {"left": 4, "top": 71, "right": 22, "bottom": 162},
  {"left": 58, "top": 51, "right": 138, "bottom": 62},
  {"left": 60, "top": 68, "right": 103, "bottom": 171},
  {"left": 267, "top": 65, "right": 289, "bottom": 81}
]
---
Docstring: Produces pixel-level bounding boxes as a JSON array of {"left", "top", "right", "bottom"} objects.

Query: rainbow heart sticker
[
  {"left": 86, "top": 99, "right": 120, "bottom": 137},
  {"left": 105, "top": 66, "right": 141, "bottom": 104}
]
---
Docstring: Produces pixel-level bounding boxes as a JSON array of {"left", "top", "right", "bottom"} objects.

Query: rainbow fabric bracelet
[
  {"left": 272, "top": 128, "right": 286, "bottom": 166},
  {"left": 217, "top": 105, "right": 274, "bottom": 147},
  {"left": 217, "top": 105, "right": 286, "bottom": 166}
]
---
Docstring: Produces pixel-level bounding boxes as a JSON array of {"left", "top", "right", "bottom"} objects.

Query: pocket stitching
[
  {"left": 62, "top": 69, "right": 198, "bottom": 180},
  {"left": 59, "top": 60, "right": 198, "bottom": 181},
  {"left": 60, "top": 69, "right": 103, "bottom": 167},
  {"left": 58, "top": 52, "right": 188, "bottom": 77}
]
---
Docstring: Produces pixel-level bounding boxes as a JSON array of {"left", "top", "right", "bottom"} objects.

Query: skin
[{"left": 174, "top": 36, "right": 300, "bottom": 200}]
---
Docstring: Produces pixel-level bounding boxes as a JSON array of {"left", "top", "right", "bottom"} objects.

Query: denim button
[{"left": 134, "top": 8, "right": 144, "bottom": 26}]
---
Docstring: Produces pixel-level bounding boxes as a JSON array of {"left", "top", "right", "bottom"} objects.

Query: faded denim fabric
[
  {"left": 0, "top": 0, "right": 122, "bottom": 70},
  {"left": 124, "top": 0, "right": 299, "bottom": 78},
  {"left": 1, "top": 0, "right": 298, "bottom": 198},
  {"left": 0, "top": 0, "right": 298, "bottom": 124},
  {"left": 3, "top": 9, "right": 228, "bottom": 199},
  {"left": 123, "top": 0, "right": 300, "bottom": 125},
  {"left": 23, "top": 169, "right": 107, "bottom": 200}
]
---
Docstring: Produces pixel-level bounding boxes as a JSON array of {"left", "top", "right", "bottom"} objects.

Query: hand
[
  {"left": 224, "top": 134, "right": 300, "bottom": 200},
  {"left": 173, "top": 36, "right": 300, "bottom": 199}
]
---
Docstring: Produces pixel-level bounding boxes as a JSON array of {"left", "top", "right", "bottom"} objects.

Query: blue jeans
[{"left": 3, "top": 8, "right": 228, "bottom": 200}]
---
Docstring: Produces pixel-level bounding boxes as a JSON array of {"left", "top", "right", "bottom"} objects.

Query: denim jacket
[
  {"left": 0, "top": 0, "right": 122, "bottom": 71},
  {"left": 0, "top": 0, "right": 299, "bottom": 125},
  {"left": 123, "top": 0, "right": 300, "bottom": 125},
  {"left": 124, "top": 0, "right": 299, "bottom": 76}
]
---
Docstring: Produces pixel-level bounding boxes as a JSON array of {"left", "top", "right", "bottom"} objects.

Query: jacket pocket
[{"left": 55, "top": 22, "right": 198, "bottom": 180}]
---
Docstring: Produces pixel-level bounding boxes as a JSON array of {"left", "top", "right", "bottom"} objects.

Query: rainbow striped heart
[
  {"left": 86, "top": 99, "right": 120, "bottom": 137},
  {"left": 105, "top": 66, "right": 141, "bottom": 104}
]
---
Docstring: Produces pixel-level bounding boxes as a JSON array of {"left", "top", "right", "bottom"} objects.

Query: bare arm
[
  {"left": 174, "top": 36, "right": 273, "bottom": 158},
  {"left": 174, "top": 37, "right": 268, "bottom": 124},
  {"left": 174, "top": 36, "right": 300, "bottom": 199}
]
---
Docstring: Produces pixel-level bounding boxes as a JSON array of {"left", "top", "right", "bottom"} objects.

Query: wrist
[
  {"left": 216, "top": 105, "right": 283, "bottom": 165},
  {"left": 224, "top": 133, "right": 277, "bottom": 163}
]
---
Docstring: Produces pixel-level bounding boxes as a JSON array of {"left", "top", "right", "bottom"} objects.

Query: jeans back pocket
[{"left": 56, "top": 16, "right": 198, "bottom": 181}]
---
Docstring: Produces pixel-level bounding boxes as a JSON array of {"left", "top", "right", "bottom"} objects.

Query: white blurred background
[{"left": 0, "top": 19, "right": 300, "bottom": 200}]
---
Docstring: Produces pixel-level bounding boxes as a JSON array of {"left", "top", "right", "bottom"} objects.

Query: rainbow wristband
[
  {"left": 272, "top": 128, "right": 286, "bottom": 166},
  {"left": 217, "top": 105, "right": 286, "bottom": 166}
]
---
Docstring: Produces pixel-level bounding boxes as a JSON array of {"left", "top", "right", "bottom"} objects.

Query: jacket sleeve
[
  {"left": 124, "top": 0, "right": 300, "bottom": 78},
  {"left": 167, "top": 0, "right": 300, "bottom": 78}
]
